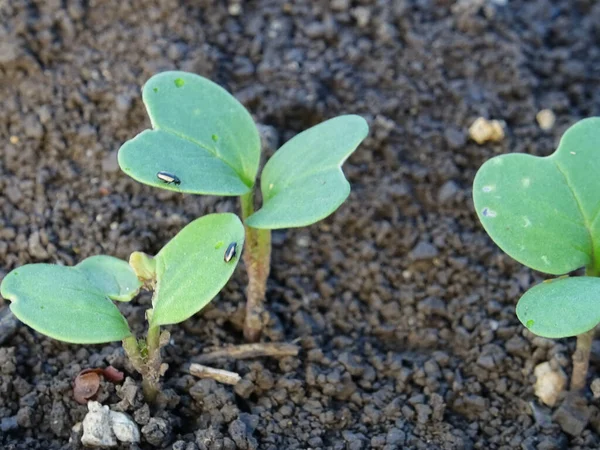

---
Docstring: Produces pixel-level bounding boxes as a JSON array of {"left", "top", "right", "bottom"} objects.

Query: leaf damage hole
[
  {"left": 482, "top": 207, "right": 497, "bottom": 218},
  {"left": 174, "top": 78, "right": 185, "bottom": 88},
  {"left": 523, "top": 216, "right": 531, "bottom": 228},
  {"left": 522, "top": 178, "right": 531, "bottom": 188},
  {"left": 541, "top": 255, "right": 550, "bottom": 265},
  {"left": 482, "top": 185, "right": 494, "bottom": 193}
]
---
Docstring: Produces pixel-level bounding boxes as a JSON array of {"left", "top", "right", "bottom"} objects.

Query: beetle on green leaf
[
  {"left": 118, "top": 71, "right": 369, "bottom": 341},
  {"left": 0, "top": 213, "right": 244, "bottom": 401}
]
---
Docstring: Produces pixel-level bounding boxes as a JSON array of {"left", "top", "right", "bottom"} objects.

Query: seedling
[
  {"left": 0, "top": 213, "right": 244, "bottom": 401},
  {"left": 118, "top": 71, "right": 369, "bottom": 341},
  {"left": 473, "top": 117, "right": 600, "bottom": 391}
]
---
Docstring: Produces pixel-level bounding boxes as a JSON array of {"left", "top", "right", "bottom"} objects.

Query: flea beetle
[
  {"left": 157, "top": 171, "right": 181, "bottom": 185},
  {"left": 224, "top": 242, "right": 237, "bottom": 262}
]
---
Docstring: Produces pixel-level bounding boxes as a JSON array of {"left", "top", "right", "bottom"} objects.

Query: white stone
[
  {"left": 228, "top": 3, "right": 241, "bottom": 15},
  {"left": 296, "top": 236, "right": 310, "bottom": 247},
  {"left": 534, "top": 362, "right": 567, "bottom": 407},
  {"left": 536, "top": 109, "right": 556, "bottom": 130},
  {"left": 468, "top": 117, "right": 505, "bottom": 144},
  {"left": 81, "top": 402, "right": 117, "bottom": 448},
  {"left": 110, "top": 411, "right": 140, "bottom": 443},
  {"left": 351, "top": 7, "right": 371, "bottom": 27}
]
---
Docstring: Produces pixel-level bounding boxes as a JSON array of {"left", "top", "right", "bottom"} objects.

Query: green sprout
[
  {"left": 473, "top": 117, "right": 600, "bottom": 391},
  {"left": 0, "top": 213, "right": 244, "bottom": 401},
  {"left": 118, "top": 71, "right": 369, "bottom": 341}
]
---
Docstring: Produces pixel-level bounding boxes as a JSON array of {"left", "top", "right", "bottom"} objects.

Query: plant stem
[
  {"left": 122, "top": 326, "right": 163, "bottom": 403},
  {"left": 570, "top": 265, "right": 599, "bottom": 391},
  {"left": 122, "top": 335, "right": 144, "bottom": 370},
  {"left": 146, "top": 324, "right": 160, "bottom": 358},
  {"left": 240, "top": 190, "right": 272, "bottom": 342},
  {"left": 142, "top": 325, "right": 162, "bottom": 402},
  {"left": 571, "top": 328, "right": 594, "bottom": 391}
]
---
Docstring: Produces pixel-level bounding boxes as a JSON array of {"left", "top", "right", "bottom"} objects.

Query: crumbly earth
[{"left": 1, "top": 0, "right": 600, "bottom": 448}]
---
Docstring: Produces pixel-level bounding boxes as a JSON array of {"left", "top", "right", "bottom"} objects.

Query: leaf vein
[
  {"left": 157, "top": 127, "right": 250, "bottom": 187},
  {"left": 554, "top": 161, "right": 595, "bottom": 266}
]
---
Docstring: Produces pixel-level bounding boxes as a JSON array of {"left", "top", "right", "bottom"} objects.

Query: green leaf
[
  {"left": 473, "top": 118, "right": 600, "bottom": 275},
  {"left": 0, "top": 256, "right": 139, "bottom": 344},
  {"left": 150, "top": 213, "right": 245, "bottom": 327},
  {"left": 245, "top": 115, "right": 369, "bottom": 229},
  {"left": 118, "top": 71, "right": 260, "bottom": 195},
  {"left": 77, "top": 255, "right": 142, "bottom": 301},
  {"left": 517, "top": 276, "right": 600, "bottom": 338}
]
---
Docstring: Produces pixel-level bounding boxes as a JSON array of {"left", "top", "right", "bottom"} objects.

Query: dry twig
[
  {"left": 187, "top": 363, "right": 241, "bottom": 385},
  {"left": 193, "top": 342, "right": 299, "bottom": 364}
]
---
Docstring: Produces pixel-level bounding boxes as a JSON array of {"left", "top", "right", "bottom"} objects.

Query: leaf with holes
[
  {"left": 0, "top": 256, "right": 140, "bottom": 344},
  {"left": 473, "top": 118, "right": 600, "bottom": 275},
  {"left": 118, "top": 71, "right": 260, "bottom": 195},
  {"left": 245, "top": 115, "right": 369, "bottom": 229},
  {"left": 150, "top": 213, "right": 245, "bottom": 327},
  {"left": 517, "top": 276, "right": 600, "bottom": 338}
]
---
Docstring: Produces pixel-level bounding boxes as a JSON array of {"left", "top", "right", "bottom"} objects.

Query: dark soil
[{"left": 2, "top": 0, "right": 600, "bottom": 448}]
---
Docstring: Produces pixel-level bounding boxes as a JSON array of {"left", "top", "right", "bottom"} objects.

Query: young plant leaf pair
[
  {"left": 0, "top": 214, "right": 244, "bottom": 344},
  {"left": 118, "top": 71, "right": 368, "bottom": 229},
  {"left": 118, "top": 71, "right": 369, "bottom": 340},
  {"left": 0, "top": 70, "right": 367, "bottom": 399},
  {"left": 473, "top": 117, "right": 600, "bottom": 338}
]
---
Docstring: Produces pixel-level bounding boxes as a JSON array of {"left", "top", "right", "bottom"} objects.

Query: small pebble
[
  {"left": 553, "top": 393, "right": 590, "bottom": 437},
  {"left": 1, "top": 416, "right": 18, "bottom": 432},
  {"left": 331, "top": 0, "right": 350, "bottom": 11},
  {"left": 444, "top": 128, "right": 466, "bottom": 149},
  {"left": 110, "top": 411, "right": 140, "bottom": 444},
  {"left": 351, "top": 7, "right": 371, "bottom": 27},
  {"left": 410, "top": 241, "right": 439, "bottom": 261},
  {"left": 28, "top": 231, "right": 49, "bottom": 260},
  {"left": 386, "top": 428, "right": 405, "bottom": 445},
  {"left": 468, "top": 117, "right": 505, "bottom": 144},
  {"left": 141, "top": 417, "right": 171, "bottom": 447},
  {"left": 228, "top": 2, "right": 241, "bottom": 15},
  {"left": 536, "top": 109, "right": 556, "bottom": 130},
  {"left": 0, "top": 40, "right": 20, "bottom": 64},
  {"left": 296, "top": 236, "right": 310, "bottom": 248},
  {"left": 591, "top": 378, "right": 600, "bottom": 399},
  {"left": 0, "top": 307, "right": 19, "bottom": 345},
  {"left": 102, "top": 152, "right": 120, "bottom": 173},
  {"left": 81, "top": 402, "right": 117, "bottom": 448},
  {"left": 534, "top": 362, "right": 566, "bottom": 407},
  {"left": 437, "top": 181, "right": 459, "bottom": 204}
]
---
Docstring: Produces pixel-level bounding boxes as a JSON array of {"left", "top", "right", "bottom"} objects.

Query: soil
[{"left": 2, "top": 0, "right": 600, "bottom": 448}]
